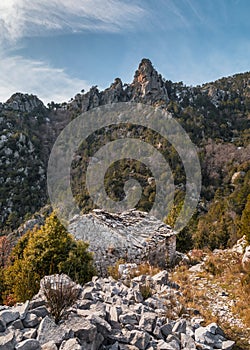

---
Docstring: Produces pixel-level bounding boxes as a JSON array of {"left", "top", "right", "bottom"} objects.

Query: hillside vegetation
[{"left": 0, "top": 59, "right": 249, "bottom": 253}]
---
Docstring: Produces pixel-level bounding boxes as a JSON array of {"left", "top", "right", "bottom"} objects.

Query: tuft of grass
[
  {"left": 187, "top": 249, "right": 205, "bottom": 265},
  {"left": 139, "top": 283, "right": 152, "bottom": 300},
  {"left": 130, "top": 263, "right": 161, "bottom": 278},
  {"left": 107, "top": 258, "right": 126, "bottom": 280},
  {"left": 108, "top": 261, "right": 161, "bottom": 280}
]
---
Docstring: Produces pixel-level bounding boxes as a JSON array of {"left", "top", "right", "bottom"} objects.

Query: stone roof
[{"left": 68, "top": 209, "right": 176, "bottom": 252}]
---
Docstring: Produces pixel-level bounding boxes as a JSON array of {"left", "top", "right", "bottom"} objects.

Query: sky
[{"left": 0, "top": 0, "right": 250, "bottom": 104}]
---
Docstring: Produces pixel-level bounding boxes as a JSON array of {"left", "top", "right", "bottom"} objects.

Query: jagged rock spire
[
  {"left": 133, "top": 58, "right": 156, "bottom": 85},
  {"left": 131, "top": 58, "right": 169, "bottom": 102}
]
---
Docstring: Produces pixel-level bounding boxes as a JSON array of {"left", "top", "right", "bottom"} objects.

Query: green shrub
[{"left": 3, "top": 212, "right": 95, "bottom": 302}]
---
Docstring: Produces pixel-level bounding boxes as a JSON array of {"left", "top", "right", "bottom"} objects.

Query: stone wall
[{"left": 69, "top": 209, "right": 177, "bottom": 276}]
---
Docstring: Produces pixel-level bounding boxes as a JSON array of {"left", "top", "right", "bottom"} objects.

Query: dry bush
[
  {"left": 188, "top": 249, "right": 205, "bottom": 265},
  {"left": 107, "top": 259, "right": 126, "bottom": 280},
  {"left": 43, "top": 276, "right": 79, "bottom": 324},
  {"left": 139, "top": 282, "right": 152, "bottom": 300},
  {"left": 203, "top": 253, "right": 225, "bottom": 276},
  {"left": 132, "top": 262, "right": 161, "bottom": 278}
]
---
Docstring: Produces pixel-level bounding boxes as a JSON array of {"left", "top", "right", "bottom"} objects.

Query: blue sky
[{"left": 0, "top": 0, "right": 249, "bottom": 104}]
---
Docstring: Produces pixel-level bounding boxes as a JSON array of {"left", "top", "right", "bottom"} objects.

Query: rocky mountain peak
[
  {"left": 131, "top": 58, "right": 169, "bottom": 103},
  {"left": 133, "top": 58, "right": 155, "bottom": 83},
  {"left": 4, "top": 93, "right": 45, "bottom": 113}
]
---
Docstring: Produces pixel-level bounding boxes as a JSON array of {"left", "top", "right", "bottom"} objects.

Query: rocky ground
[
  {"left": 0, "top": 271, "right": 236, "bottom": 350},
  {"left": 170, "top": 239, "right": 250, "bottom": 349}
]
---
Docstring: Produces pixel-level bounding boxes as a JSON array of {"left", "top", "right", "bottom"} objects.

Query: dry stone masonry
[{"left": 69, "top": 209, "right": 177, "bottom": 276}]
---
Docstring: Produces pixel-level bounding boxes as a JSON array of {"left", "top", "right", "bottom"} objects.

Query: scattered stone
[
  {"left": 172, "top": 319, "right": 186, "bottom": 334},
  {"left": 242, "top": 246, "right": 250, "bottom": 270},
  {"left": 181, "top": 333, "right": 196, "bottom": 349},
  {"left": 41, "top": 341, "right": 57, "bottom": 350},
  {"left": 37, "top": 316, "right": 71, "bottom": 346},
  {"left": 22, "top": 328, "right": 37, "bottom": 340},
  {"left": 11, "top": 319, "right": 23, "bottom": 330},
  {"left": 129, "top": 330, "right": 150, "bottom": 350},
  {"left": 23, "top": 313, "right": 39, "bottom": 328},
  {"left": 66, "top": 316, "right": 97, "bottom": 343},
  {"left": 0, "top": 318, "right": 6, "bottom": 332},
  {"left": 160, "top": 323, "right": 172, "bottom": 338},
  {"left": 222, "top": 340, "right": 235, "bottom": 350},
  {"left": 119, "top": 312, "right": 139, "bottom": 325},
  {"left": 139, "top": 312, "right": 157, "bottom": 333},
  {"left": 205, "top": 322, "right": 224, "bottom": 336},
  {"left": 15, "top": 339, "right": 41, "bottom": 350},
  {"left": 0, "top": 310, "right": 19, "bottom": 325},
  {"left": 81, "top": 286, "right": 96, "bottom": 300},
  {"left": 152, "top": 270, "right": 168, "bottom": 286},
  {"left": 28, "top": 298, "right": 45, "bottom": 311},
  {"left": 0, "top": 331, "right": 16, "bottom": 350},
  {"left": 166, "top": 334, "right": 181, "bottom": 350},
  {"left": 0, "top": 273, "right": 236, "bottom": 349},
  {"left": 15, "top": 301, "right": 29, "bottom": 320},
  {"left": 30, "top": 306, "right": 48, "bottom": 318},
  {"left": 59, "top": 338, "right": 82, "bottom": 350},
  {"left": 195, "top": 327, "right": 216, "bottom": 345}
]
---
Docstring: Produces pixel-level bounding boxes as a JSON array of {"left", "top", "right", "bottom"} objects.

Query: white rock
[
  {"left": 59, "top": 338, "right": 82, "bottom": 350},
  {"left": 41, "top": 341, "right": 57, "bottom": 350},
  {"left": 129, "top": 330, "right": 150, "bottom": 350},
  {"left": 15, "top": 339, "right": 41, "bottom": 350},
  {"left": 222, "top": 340, "right": 235, "bottom": 350},
  {"left": 0, "top": 331, "right": 16, "bottom": 350}
]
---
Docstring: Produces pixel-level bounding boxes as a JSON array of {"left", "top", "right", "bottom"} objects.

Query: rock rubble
[{"left": 0, "top": 272, "right": 235, "bottom": 350}]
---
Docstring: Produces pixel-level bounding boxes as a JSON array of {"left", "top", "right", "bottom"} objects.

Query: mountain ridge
[{"left": 0, "top": 59, "right": 249, "bottom": 253}]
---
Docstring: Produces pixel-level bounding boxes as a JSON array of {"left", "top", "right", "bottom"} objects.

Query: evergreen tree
[{"left": 3, "top": 213, "right": 95, "bottom": 302}]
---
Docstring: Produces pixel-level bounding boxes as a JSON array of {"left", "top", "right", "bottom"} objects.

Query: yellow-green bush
[{"left": 3, "top": 212, "right": 95, "bottom": 303}]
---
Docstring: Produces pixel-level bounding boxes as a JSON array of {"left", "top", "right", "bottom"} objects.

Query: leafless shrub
[{"left": 43, "top": 275, "right": 79, "bottom": 324}]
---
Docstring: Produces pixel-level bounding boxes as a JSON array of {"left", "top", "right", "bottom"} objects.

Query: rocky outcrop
[
  {"left": 4, "top": 93, "right": 45, "bottom": 113},
  {"left": 0, "top": 273, "right": 235, "bottom": 350},
  {"left": 68, "top": 59, "right": 169, "bottom": 112},
  {"left": 69, "top": 209, "right": 176, "bottom": 276},
  {"left": 130, "top": 58, "right": 169, "bottom": 104}
]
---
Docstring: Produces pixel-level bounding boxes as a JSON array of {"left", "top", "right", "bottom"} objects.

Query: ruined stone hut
[{"left": 68, "top": 209, "right": 177, "bottom": 276}]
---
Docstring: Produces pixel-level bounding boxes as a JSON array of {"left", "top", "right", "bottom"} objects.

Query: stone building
[{"left": 68, "top": 209, "right": 177, "bottom": 276}]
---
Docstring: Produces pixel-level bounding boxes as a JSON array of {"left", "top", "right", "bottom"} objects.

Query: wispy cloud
[
  {"left": 0, "top": 0, "right": 145, "bottom": 103},
  {"left": 165, "top": 0, "right": 190, "bottom": 27},
  {"left": 184, "top": 0, "right": 204, "bottom": 23},
  {"left": 0, "top": 0, "right": 145, "bottom": 44},
  {"left": 0, "top": 55, "right": 90, "bottom": 104}
]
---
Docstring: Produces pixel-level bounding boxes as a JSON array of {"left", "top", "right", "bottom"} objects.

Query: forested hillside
[{"left": 0, "top": 59, "right": 249, "bottom": 251}]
